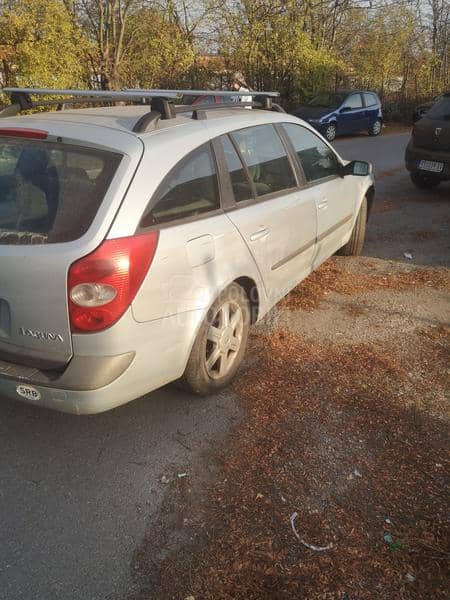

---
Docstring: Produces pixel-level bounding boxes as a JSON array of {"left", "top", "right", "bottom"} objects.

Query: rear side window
[
  {"left": 344, "top": 94, "right": 363, "bottom": 109},
  {"left": 230, "top": 124, "right": 296, "bottom": 197},
  {"left": 142, "top": 143, "right": 219, "bottom": 226},
  {"left": 363, "top": 93, "right": 378, "bottom": 107},
  {"left": 0, "top": 139, "right": 121, "bottom": 245},
  {"left": 220, "top": 135, "right": 252, "bottom": 202},
  {"left": 282, "top": 123, "right": 339, "bottom": 183}
]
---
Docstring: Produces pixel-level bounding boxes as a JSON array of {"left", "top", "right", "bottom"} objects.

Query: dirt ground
[{"left": 127, "top": 150, "right": 449, "bottom": 599}]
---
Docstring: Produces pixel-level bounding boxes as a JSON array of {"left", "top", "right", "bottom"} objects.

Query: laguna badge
[{"left": 19, "top": 327, "right": 64, "bottom": 342}]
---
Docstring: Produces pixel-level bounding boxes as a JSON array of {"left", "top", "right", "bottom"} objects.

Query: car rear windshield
[
  {"left": 427, "top": 96, "right": 450, "bottom": 120},
  {"left": 0, "top": 138, "right": 122, "bottom": 245}
]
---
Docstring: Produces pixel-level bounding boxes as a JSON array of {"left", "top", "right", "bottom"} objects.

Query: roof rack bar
[
  {"left": 2, "top": 87, "right": 178, "bottom": 100},
  {"left": 0, "top": 95, "right": 141, "bottom": 119},
  {"left": 0, "top": 91, "right": 179, "bottom": 120},
  {"left": 126, "top": 88, "right": 280, "bottom": 98},
  {"left": 189, "top": 101, "right": 258, "bottom": 120},
  {"left": 187, "top": 100, "right": 285, "bottom": 120},
  {"left": 3, "top": 87, "right": 279, "bottom": 99},
  {"left": 0, "top": 87, "right": 284, "bottom": 131}
]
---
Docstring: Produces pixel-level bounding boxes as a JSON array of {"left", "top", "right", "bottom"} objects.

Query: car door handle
[
  {"left": 250, "top": 227, "right": 269, "bottom": 241},
  {"left": 317, "top": 199, "right": 328, "bottom": 209}
]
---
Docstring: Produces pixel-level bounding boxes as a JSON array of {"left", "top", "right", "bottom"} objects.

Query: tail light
[
  {"left": 412, "top": 124, "right": 417, "bottom": 137},
  {"left": 68, "top": 232, "right": 159, "bottom": 333}
]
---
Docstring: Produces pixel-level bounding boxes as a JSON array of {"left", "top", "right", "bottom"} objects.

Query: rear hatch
[
  {"left": 0, "top": 122, "right": 142, "bottom": 369},
  {"left": 414, "top": 95, "right": 450, "bottom": 152}
]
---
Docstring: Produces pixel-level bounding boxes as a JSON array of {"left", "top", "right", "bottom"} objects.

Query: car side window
[
  {"left": 344, "top": 94, "right": 363, "bottom": 109},
  {"left": 363, "top": 93, "right": 378, "bottom": 107},
  {"left": 220, "top": 135, "right": 253, "bottom": 202},
  {"left": 282, "top": 123, "right": 340, "bottom": 183},
  {"left": 230, "top": 124, "right": 296, "bottom": 197},
  {"left": 142, "top": 143, "right": 220, "bottom": 226}
]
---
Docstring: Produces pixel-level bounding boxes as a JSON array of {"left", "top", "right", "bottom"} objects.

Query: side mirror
[
  {"left": 340, "top": 160, "right": 372, "bottom": 177},
  {"left": 340, "top": 106, "right": 352, "bottom": 113}
]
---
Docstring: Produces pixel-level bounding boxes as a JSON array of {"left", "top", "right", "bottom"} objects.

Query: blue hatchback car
[{"left": 293, "top": 90, "right": 383, "bottom": 142}]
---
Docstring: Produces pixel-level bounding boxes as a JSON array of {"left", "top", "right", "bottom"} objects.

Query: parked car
[
  {"left": 0, "top": 88, "right": 374, "bottom": 414},
  {"left": 412, "top": 93, "right": 443, "bottom": 122},
  {"left": 293, "top": 90, "right": 383, "bottom": 142},
  {"left": 405, "top": 91, "right": 450, "bottom": 188}
]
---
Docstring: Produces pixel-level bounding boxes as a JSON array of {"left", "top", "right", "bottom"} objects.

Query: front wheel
[
  {"left": 324, "top": 123, "right": 337, "bottom": 142},
  {"left": 410, "top": 170, "right": 441, "bottom": 189},
  {"left": 368, "top": 119, "right": 382, "bottom": 136},
  {"left": 338, "top": 197, "right": 367, "bottom": 256},
  {"left": 181, "top": 283, "right": 251, "bottom": 395}
]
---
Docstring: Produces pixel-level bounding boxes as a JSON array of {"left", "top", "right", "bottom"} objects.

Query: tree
[
  {"left": 217, "top": 0, "right": 342, "bottom": 108},
  {"left": 119, "top": 7, "right": 195, "bottom": 88},
  {"left": 0, "top": 0, "right": 88, "bottom": 89},
  {"left": 66, "top": 0, "right": 141, "bottom": 89}
]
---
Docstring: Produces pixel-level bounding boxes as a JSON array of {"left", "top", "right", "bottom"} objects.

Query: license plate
[{"left": 418, "top": 160, "right": 444, "bottom": 173}]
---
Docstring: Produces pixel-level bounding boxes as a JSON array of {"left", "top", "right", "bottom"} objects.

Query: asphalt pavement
[{"left": 0, "top": 129, "right": 447, "bottom": 600}]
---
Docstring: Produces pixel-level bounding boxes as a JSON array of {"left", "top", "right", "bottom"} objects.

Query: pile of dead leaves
[
  {"left": 280, "top": 260, "right": 449, "bottom": 312},
  {"left": 134, "top": 327, "right": 449, "bottom": 600}
]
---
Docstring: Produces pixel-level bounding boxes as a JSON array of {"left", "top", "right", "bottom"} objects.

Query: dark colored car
[
  {"left": 293, "top": 90, "right": 383, "bottom": 142},
  {"left": 405, "top": 92, "right": 450, "bottom": 188},
  {"left": 413, "top": 94, "right": 443, "bottom": 122}
]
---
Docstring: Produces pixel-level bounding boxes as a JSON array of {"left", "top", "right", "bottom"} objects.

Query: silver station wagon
[{"left": 0, "top": 88, "right": 374, "bottom": 414}]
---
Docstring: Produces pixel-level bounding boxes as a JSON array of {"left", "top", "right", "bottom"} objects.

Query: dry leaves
[
  {"left": 280, "top": 260, "right": 449, "bottom": 312},
  {"left": 134, "top": 326, "right": 449, "bottom": 600}
]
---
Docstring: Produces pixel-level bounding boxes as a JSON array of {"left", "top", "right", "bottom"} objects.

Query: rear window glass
[
  {"left": 230, "top": 125, "right": 296, "bottom": 197},
  {"left": 141, "top": 143, "right": 220, "bottom": 227},
  {"left": 0, "top": 139, "right": 122, "bottom": 245},
  {"left": 427, "top": 96, "right": 450, "bottom": 120},
  {"left": 220, "top": 135, "right": 252, "bottom": 202}
]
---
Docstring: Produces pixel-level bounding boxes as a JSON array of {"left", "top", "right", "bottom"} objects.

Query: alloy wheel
[
  {"left": 325, "top": 124, "right": 336, "bottom": 141},
  {"left": 372, "top": 120, "right": 382, "bottom": 135},
  {"left": 205, "top": 300, "right": 244, "bottom": 379}
]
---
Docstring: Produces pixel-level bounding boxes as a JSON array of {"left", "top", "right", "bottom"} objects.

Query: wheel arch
[
  {"left": 183, "top": 275, "right": 262, "bottom": 372},
  {"left": 234, "top": 276, "right": 260, "bottom": 324},
  {"left": 365, "top": 185, "right": 375, "bottom": 220}
]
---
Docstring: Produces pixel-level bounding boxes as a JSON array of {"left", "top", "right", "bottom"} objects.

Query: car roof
[
  {"left": 335, "top": 89, "right": 377, "bottom": 95},
  {"left": 0, "top": 104, "right": 300, "bottom": 145}
]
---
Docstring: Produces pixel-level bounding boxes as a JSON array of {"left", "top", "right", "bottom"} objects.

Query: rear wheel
[
  {"left": 410, "top": 170, "right": 441, "bottom": 189},
  {"left": 339, "top": 197, "right": 367, "bottom": 256},
  {"left": 181, "top": 283, "right": 251, "bottom": 395},
  {"left": 368, "top": 119, "right": 382, "bottom": 136},
  {"left": 324, "top": 123, "right": 337, "bottom": 142}
]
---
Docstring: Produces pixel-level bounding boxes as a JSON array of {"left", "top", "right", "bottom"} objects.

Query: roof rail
[
  {"left": 124, "top": 88, "right": 279, "bottom": 98},
  {"left": 0, "top": 87, "right": 283, "bottom": 132}
]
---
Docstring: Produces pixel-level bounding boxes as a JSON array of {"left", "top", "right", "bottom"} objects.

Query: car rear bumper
[
  {"left": 405, "top": 139, "right": 450, "bottom": 180},
  {"left": 0, "top": 309, "right": 204, "bottom": 414},
  {"left": 0, "top": 352, "right": 136, "bottom": 414}
]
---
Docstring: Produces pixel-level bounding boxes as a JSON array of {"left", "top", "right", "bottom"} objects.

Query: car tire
[
  {"left": 324, "top": 123, "right": 337, "bottom": 142},
  {"left": 368, "top": 119, "right": 382, "bottom": 136},
  {"left": 181, "top": 283, "right": 251, "bottom": 395},
  {"left": 410, "top": 170, "right": 440, "bottom": 189},
  {"left": 338, "top": 197, "right": 367, "bottom": 256}
]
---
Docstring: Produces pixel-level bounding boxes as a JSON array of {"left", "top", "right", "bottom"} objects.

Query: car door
[
  {"left": 363, "top": 92, "right": 379, "bottom": 129},
  {"left": 338, "top": 93, "right": 366, "bottom": 133},
  {"left": 217, "top": 124, "right": 318, "bottom": 304},
  {"left": 281, "top": 123, "right": 356, "bottom": 266},
  {"left": 133, "top": 142, "right": 255, "bottom": 322}
]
